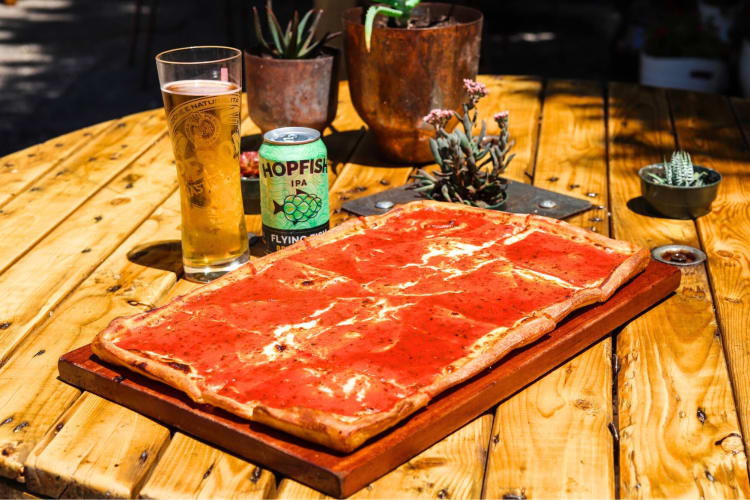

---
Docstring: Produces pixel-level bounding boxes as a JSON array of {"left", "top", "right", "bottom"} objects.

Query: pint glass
[{"left": 156, "top": 46, "right": 249, "bottom": 282}]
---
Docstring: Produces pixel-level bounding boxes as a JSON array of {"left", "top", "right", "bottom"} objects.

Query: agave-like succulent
[
  {"left": 411, "top": 79, "right": 514, "bottom": 209},
  {"left": 253, "top": 0, "right": 340, "bottom": 59},
  {"left": 364, "top": 0, "right": 422, "bottom": 51},
  {"left": 647, "top": 150, "right": 707, "bottom": 187}
]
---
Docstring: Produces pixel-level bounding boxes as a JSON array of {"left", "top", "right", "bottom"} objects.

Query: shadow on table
[
  {"left": 127, "top": 240, "right": 183, "bottom": 274},
  {"left": 128, "top": 236, "right": 267, "bottom": 273},
  {"left": 627, "top": 196, "right": 674, "bottom": 220}
]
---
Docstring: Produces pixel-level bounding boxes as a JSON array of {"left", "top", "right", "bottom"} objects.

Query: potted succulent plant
[
  {"left": 411, "top": 79, "right": 514, "bottom": 209},
  {"left": 245, "top": 1, "right": 340, "bottom": 133},
  {"left": 342, "top": 0, "right": 483, "bottom": 163},
  {"left": 639, "top": 150, "right": 722, "bottom": 219},
  {"left": 640, "top": 10, "right": 729, "bottom": 93}
]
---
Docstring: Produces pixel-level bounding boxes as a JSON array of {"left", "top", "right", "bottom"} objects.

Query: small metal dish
[{"left": 651, "top": 244, "right": 706, "bottom": 266}]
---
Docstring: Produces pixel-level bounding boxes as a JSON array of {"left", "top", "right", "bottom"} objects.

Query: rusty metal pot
[
  {"left": 244, "top": 48, "right": 339, "bottom": 133},
  {"left": 343, "top": 4, "right": 482, "bottom": 163}
]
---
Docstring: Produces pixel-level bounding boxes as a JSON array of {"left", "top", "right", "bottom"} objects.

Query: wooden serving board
[{"left": 59, "top": 260, "right": 680, "bottom": 497}]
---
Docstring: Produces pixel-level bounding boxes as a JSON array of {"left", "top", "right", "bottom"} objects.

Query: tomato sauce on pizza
[{"left": 93, "top": 201, "right": 649, "bottom": 452}]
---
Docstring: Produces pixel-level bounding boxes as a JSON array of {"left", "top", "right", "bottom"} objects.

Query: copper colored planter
[
  {"left": 343, "top": 4, "right": 482, "bottom": 163},
  {"left": 244, "top": 49, "right": 339, "bottom": 133}
]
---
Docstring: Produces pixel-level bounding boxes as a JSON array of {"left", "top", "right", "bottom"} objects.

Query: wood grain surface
[
  {"left": 0, "top": 136, "right": 177, "bottom": 365},
  {"left": 484, "top": 80, "right": 614, "bottom": 499},
  {"left": 608, "top": 83, "right": 750, "bottom": 498},
  {"left": 670, "top": 92, "right": 750, "bottom": 469},
  {"left": 0, "top": 192, "right": 181, "bottom": 482},
  {"left": 25, "top": 393, "right": 168, "bottom": 498},
  {"left": 276, "top": 415, "right": 493, "bottom": 500},
  {"left": 0, "top": 111, "right": 166, "bottom": 276},
  {"left": 0, "top": 120, "right": 111, "bottom": 208},
  {"left": 139, "top": 433, "right": 275, "bottom": 499},
  {"left": 0, "top": 78, "right": 747, "bottom": 499}
]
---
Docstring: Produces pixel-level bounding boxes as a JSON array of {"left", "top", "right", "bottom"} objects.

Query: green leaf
[
  {"left": 365, "top": 5, "right": 405, "bottom": 51},
  {"left": 299, "top": 31, "right": 340, "bottom": 58},
  {"left": 647, "top": 172, "right": 665, "bottom": 184},
  {"left": 455, "top": 129, "right": 471, "bottom": 151},
  {"left": 441, "top": 184, "right": 452, "bottom": 202},
  {"left": 297, "top": 9, "right": 314, "bottom": 46},
  {"left": 285, "top": 12, "right": 299, "bottom": 58},
  {"left": 462, "top": 112, "right": 472, "bottom": 135},
  {"left": 298, "top": 9, "right": 323, "bottom": 56},
  {"left": 429, "top": 138, "right": 443, "bottom": 167},
  {"left": 266, "top": 2, "right": 285, "bottom": 55}
]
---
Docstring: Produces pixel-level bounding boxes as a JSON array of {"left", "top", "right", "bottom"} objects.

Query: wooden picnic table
[{"left": 0, "top": 75, "right": 749, "bottom": 498}]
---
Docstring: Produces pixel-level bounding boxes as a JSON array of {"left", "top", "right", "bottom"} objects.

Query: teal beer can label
[{"left": 259, "top": 127, "right": 329, "bottom": 252}]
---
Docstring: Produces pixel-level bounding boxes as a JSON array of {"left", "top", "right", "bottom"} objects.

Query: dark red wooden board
[{"left": 59, "top": 260, "right": 680, "bottom": 497}]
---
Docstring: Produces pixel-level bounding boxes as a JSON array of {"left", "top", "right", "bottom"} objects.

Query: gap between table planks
[
  {"left": 483, "top": 79, "right": 615, "bottom": 499},
  {"left": 17, "top": 84, "right": 368, "bottom": 499},
  {"left": 608, "top": 82, "right": 750, "bottom": 498}
]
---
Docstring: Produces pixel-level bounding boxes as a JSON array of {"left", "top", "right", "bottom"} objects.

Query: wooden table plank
[
  {"left": 0, "top": 110, "right": 167, "bottom": 276},
  {"left": 484, "top": 80, "right": 614, "bottom": 499},
  {"left": 0, "top": 120, "right": 112, "bottom": 208},
  {"left": 24, "top": 393, "right": 169, "bottom": 498},
  {"left": 139, "top": 433, "right": 275, "bottom": 500},
  {"left": 483, "top": 75, "right": 543, "bottom": 183},
  {"left": 35, "top": 276, "right": 277, "bottom": 499},
  {"left": 0, "top": 137, "right": 178, "bottom": 365},
  {"left": 608, "top": 82, "right": 750, "bottom": 498},
  {"left": 0, "top": 191, "right": 181, "bottom": 482},
  {"left": 20, "top": 278, "right": 189, "bottom": 498},
  {"left": 276, "top": 415, "right": 493, "bottom": 499},
  {"left": 670, "top": 91, "right": 750, "bottom": 468}
]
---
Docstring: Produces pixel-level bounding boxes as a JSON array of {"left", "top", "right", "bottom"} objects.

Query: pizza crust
[{"left": 91, "top": 200, "right": 649, "bottom": 452}]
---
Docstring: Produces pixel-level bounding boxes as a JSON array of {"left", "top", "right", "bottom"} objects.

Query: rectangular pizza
[{"left": 92, "top": 200, "right": 649, "bottom": 452}]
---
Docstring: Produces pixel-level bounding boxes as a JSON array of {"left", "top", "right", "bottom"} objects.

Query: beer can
[{"left": 259, "top": 127, "right": 329, "bottom": 252}]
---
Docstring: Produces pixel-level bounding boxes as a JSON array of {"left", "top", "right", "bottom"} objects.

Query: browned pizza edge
[{"left": 90, "top": 199, "right": 649, "bottom": 452}]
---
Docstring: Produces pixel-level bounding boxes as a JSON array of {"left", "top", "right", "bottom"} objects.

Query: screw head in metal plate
[
  {"left": 538, "top": 199, "right": 557, "bottom": 209},
  {"left": 651, "top": 244, "right": 707, "bottom": 266},
  {"left": 375, "top": 200, "right": 395, "bottom": 210}
]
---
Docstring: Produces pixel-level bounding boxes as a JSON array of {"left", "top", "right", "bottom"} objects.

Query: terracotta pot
[
  {"left": 244, "top": 48, "right": 339, "bottom": 133},
  {"left": 343, "top": 4, "right": 483, "bottom": 163}
]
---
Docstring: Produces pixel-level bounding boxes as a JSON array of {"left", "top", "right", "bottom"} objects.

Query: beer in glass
[{"left": 155, "top": 46, "right": 249, "bottom": 282}]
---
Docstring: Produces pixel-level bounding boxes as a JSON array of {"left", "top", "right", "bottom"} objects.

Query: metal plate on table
[{"left": 342, "top": 181, "right": 593, "bottom": 220}]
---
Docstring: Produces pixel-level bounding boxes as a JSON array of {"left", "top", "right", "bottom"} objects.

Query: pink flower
[
  {"left": 494, "top": 111, "right": 509, "bottom": 122},
  {"left": 463, "top": 79, "right": 488, "bottom": 103},
  {"left": 423, "top": 109, "right": 453, "bottom": 129}
]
